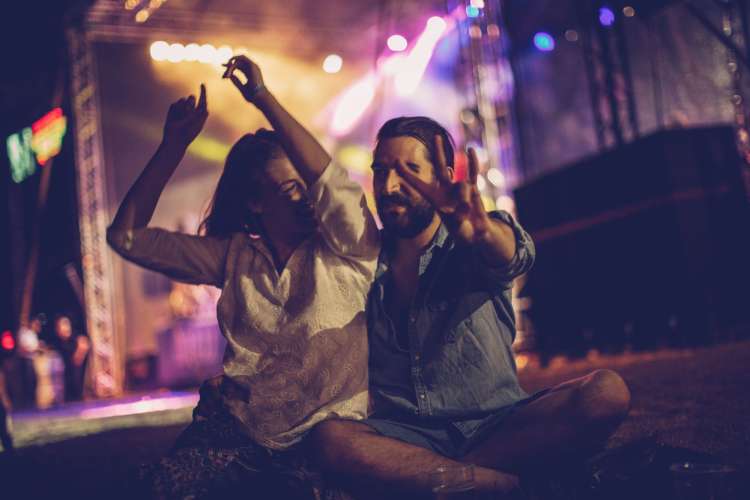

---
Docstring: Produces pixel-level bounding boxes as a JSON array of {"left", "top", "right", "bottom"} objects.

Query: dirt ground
[{"left": 1, "top": 340, "right": 748, "bottom": 499}]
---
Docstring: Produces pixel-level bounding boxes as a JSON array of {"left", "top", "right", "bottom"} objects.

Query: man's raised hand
[
  {"left": 163, "top": 83, "right": 208, "bottom": 149},
  {"left": 223, "top": 55, "right": 267, "bottom": 103},
  {"left": 394, "top": 135, "right": 491, "bottom": 244}
]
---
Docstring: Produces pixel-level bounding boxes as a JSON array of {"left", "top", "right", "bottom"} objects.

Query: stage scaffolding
[{"left": 66, "top": 24, "right": 122, "bottom": 397}]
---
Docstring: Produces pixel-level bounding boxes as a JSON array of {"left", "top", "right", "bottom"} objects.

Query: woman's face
[{"left": 253, "top": 156, "right": 318, "bottom": 240}]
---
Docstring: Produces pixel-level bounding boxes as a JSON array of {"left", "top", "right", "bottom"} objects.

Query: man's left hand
[{"left": 395, "top": 135, "right": 490, "bottom": 244}]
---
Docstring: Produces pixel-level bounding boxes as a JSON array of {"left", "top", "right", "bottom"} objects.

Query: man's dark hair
[{"left": 376, "top": 116, "right": 455, "bottom": 168}]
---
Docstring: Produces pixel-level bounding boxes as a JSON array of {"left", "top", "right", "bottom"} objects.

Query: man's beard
[{"left": 377, "top": 193, "right": 435, "bottom": 238}]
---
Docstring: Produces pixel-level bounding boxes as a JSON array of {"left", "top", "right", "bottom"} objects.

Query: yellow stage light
[
  {"left": 167, "top": 43, "right": 185, "bottom": 63},
  {"left": 150, "top": 41, "right": 170, "bottom": 61},
  {"left": 135, "top": 8, "right": 150, "bottom": 23},
  {"left": 184, "top": 43, "right": 201, "bottom": 61}
]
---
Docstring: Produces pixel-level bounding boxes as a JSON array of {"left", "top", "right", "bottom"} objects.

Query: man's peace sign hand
[{"left": 395, "top": 135, "right": 491, "bottom": 244}]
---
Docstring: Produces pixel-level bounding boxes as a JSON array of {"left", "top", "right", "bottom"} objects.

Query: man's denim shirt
[{"left": 368, "top": 210, "right": 536, "bottom": 438}]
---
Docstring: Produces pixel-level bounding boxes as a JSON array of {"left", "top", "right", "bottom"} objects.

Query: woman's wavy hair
[{"left": 199, "top": 129, "right": 283, "bottom": 238}]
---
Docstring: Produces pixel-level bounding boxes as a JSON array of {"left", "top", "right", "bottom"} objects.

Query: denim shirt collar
[{"left": 374, "top": 223, "right": 453, "bottom": 285}]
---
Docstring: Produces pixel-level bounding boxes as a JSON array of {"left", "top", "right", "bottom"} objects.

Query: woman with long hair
[{"left": 107, "top": 55, "right": 378, "bottom": 498}]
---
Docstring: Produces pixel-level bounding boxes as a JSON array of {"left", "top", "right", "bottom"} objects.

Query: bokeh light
[
  {"left": 387, "top": 34, "right": 408, "bottom": 52},
  {"left": 323, "top": 54, "right": 343, "bottom": 73},
  {"left": 599, "top": 7, "right": 616, "bottom": 26},
  {"left": 533, "top": 32, "right": 555, "bottom": 52},
  {"left": 149, "top": 40, "right": 169, "bottom": 61}
]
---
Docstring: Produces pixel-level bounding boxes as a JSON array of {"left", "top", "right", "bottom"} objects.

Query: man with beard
[{"left": 310, "top": 117, "right": 631, "bottom": 498}]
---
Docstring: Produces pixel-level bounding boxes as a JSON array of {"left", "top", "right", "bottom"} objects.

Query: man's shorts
[{"left": 362, "top": 389, "right": 550, "bottom": 459}]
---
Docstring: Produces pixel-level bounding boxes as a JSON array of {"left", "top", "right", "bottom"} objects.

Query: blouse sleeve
[
  {"left": 107, "top": 226, "right": 231, "bottom": 287},
  {"left": 308, "top": 162, "right": 380, "bottom": 262}
]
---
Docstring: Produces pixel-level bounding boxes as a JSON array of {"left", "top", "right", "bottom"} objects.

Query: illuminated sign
[{"left": 6, "top": 107, "right": 67, "bottom": 183}]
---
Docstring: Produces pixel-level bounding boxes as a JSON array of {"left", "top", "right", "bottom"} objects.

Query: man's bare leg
[
  {"left": 462, "top": 369, "right": 631, "bottom": 473},
  {"left": 308, "top": 420, "right": 519, "bottom": 499}
]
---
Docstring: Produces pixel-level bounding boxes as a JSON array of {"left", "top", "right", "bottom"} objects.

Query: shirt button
[{"left": 420, "top": 394, "right": 426, "bottom": 399}]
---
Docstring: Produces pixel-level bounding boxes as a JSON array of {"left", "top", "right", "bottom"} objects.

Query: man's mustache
[{"left": 378, "top": 193, "right": 412, "bottom": 208}]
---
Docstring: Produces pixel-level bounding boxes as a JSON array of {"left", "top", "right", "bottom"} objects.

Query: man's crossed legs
[{"left": 308, "top": 369, "right": 630, "bottom": 498}]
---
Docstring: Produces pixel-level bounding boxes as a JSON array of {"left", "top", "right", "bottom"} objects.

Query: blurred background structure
[{"left": 1, "top": 0, "right": 750, "bottom": 450}]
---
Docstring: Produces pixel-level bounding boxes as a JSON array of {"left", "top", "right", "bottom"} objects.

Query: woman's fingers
[{"left": 197, "top": 83, "right": 207, "bottom": 111}]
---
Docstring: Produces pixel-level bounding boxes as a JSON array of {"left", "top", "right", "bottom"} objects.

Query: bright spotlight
[
  {"left": 426, "top": 16, "right": 447, "bottom": 33},
  {"left": 387, "top": 34, "right": 408, "bottom": 52},
  {"left": 215, "top": 45, "right": 233, "bottom": 65},
  {"left": 184, "top": 43, "right": 200, "bottom": 61},
  {"left": 533, "top": 32, "right": 555, "bottom": 52},
  {"left": 149, "top": 40, "right": 169, "bottom": 61},
  {"left": 197, "top": 44, "right": 216, "bottom": 64},
  {"left": 323, "top": 54, "right": 343, "bottom": 74},
  {"left": 167, "top": 43, "right": 185, "bottom": 63}
]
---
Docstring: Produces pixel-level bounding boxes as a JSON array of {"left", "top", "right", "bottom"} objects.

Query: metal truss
[{"left": 67, "top": 25, "right": 122, "bottom": 397}]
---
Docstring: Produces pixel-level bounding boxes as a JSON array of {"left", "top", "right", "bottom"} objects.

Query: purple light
[
  {"left": 599, "top": 7, "right": 615, "bottom": 26},
  {"left": 533, "top": 32, "right": 555, "bottom": 52}
]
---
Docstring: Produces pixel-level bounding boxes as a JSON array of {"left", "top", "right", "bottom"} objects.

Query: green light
[{"left": 7, "top": 127, "right": 36, "bottom": 183}]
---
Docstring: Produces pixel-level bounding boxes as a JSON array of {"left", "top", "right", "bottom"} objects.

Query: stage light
[
  {"left": 149, "top": 0, "right": 165, "bottom": 8},
  {"left": 466, "top": 5, "right": 480, "bottom": 18},
  {"left": 470, "top": 0, "right": 485, "bottom": 7},
  {"left": 487, "top": 168, "right": 505, "bottom": 187},
  {"left": 198, "top": 44, "right": 216, "bottom": 64},
  {"left": 167, "top": 43, "right": 185, "bottom": 63},
  {"left": 135, "top": 8, "right": 150, "bottom": 23},
  {"left": 477, "top": 175, "right": 487, "bottom": 191},
  {"left": 487, "top": 24, "right": 500, "bottom": 38},
  {"left": 149, "top": 40, "right": 169, "bottom": 61},
  {"left": 623, "top": 6, "right": 635, "bottom": 17},
  {"left": 565, "top": 29, "right": 579, "bottom": 42},
  {"left": 1, "top": 331, "right": 13, "bottom": 351},
  {"left": 215, "top": 45, "right": 233, "bottom": 65},
  {"left": 395, "top": 15, "right": 448, "bottom": 96},
  {"left": 533, "top": 32, "right": 555, "bottom": 51},
  {"left": 426, "top": 16, "right": 447, "bottom": 33},
  {"left": 599, "top": 7, "right": 615, "bottom": 26},
  {"left": 323, "top": 54, "right": 343, "bottom": 73},
  {"left": 469, "top": 25, "right": 482, "bottom": 39},
  {"left": 387, "top": 34, "right": 408, "bottom": 52},
  {"left": 124, "top": 0, "right": 140, "bottom": 10},
  {"left": 331, "top": 73, "right": 376, "bottom": 135},
  {"left": 184, "top": 43, "right": 200, "bottom": 61}
]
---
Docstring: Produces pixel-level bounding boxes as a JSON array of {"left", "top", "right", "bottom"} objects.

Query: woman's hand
[
  {"left": 162, "top": 83, "right": 208, "bottom": 149},
  {"left": 223, "top": 55, "right": 268, "bottom": 103}
]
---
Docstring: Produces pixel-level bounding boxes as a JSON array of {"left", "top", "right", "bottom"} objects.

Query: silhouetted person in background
[
  {"left": 52, "top": 315, "right": 89, "bottom": 402},
  {"left": 0, "top": 369, "right": 13, "bottom": 453}
]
